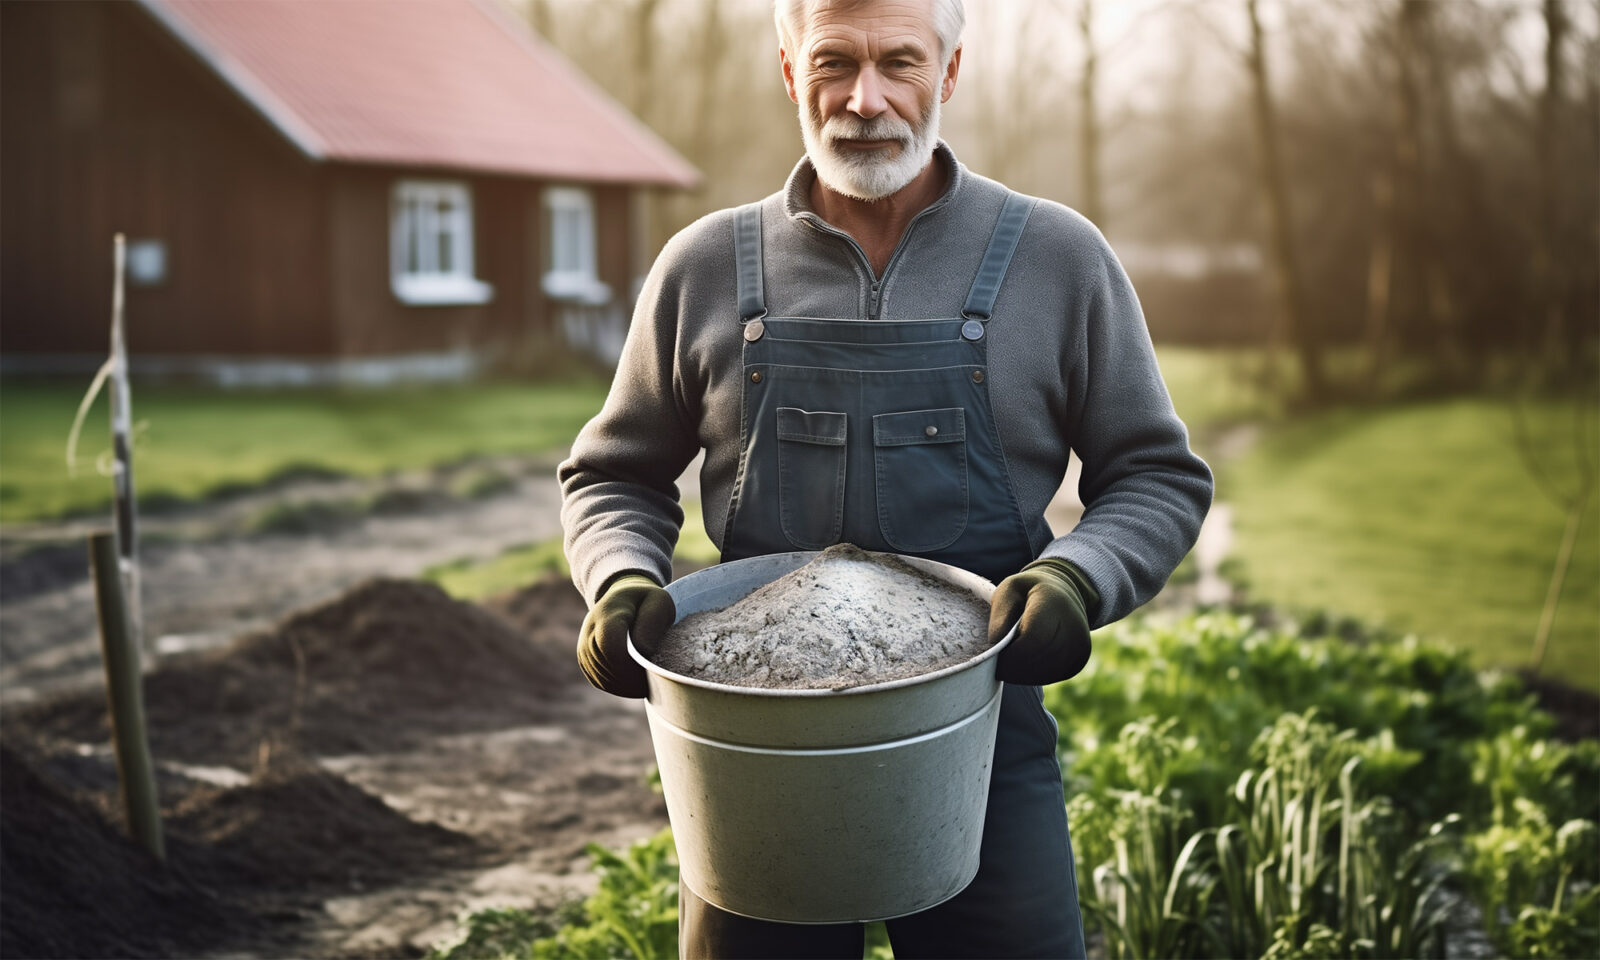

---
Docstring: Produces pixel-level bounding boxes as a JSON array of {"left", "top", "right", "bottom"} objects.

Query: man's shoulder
[
  {"left": 654, "top": 206, "right": 740, "bottom": 277},
  {"left": 964, "top": 169, "right": 1112, "bottom": 264},
  {"left": 651, "top": 191, "right": 797, "bottom": 288},
  {"left": 1017, "top": 195, "right": 1113, "bottom": 268}
]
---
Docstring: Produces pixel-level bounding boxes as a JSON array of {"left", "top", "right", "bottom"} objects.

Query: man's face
[{"left": 782, "top": 0, "right": 961, "bottom": 201}]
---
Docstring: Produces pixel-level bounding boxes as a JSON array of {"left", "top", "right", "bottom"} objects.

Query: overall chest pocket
[
  {"left": 873, "top": 407, "right": 969, "bottom": 552},
  {"left": 776, "top": 407, "right": 847, "bottom": 550}
]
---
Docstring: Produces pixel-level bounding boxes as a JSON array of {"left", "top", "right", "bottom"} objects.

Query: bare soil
[
  {"left": 2, "top": 574, "right": 668, "bottom": 959},
  {"left": 0, "top": 456, "right": 570, "bottom": 705},
  {"left": 0, "top": 463, "right": 675, "bottom": 958}
]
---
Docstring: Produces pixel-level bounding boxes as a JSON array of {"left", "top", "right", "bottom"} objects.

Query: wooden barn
[{"left": 0, "top": 0, "right": 698, "bottom": 384}]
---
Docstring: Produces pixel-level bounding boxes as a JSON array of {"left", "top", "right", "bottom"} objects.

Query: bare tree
[
  {"left": 1077, "top": 0, "right": 1105, "bottom": 229},
  {"left": 1245, "top": 0, "right": 1325, "bottom": 399},
  {"left": 1365, "top": 0, "right": 1444, "bottom": 389},
  {"left": 1533, "top": 0, "right": 1569, "bottom": 372}
]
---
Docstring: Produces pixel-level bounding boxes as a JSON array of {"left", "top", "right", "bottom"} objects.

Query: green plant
[
  {"left": 1052, "top": 613, "right": 1599, "bottom": 958},
  {"left": 1466, "top": 816, "right": 1600, "bottom": 958},
  {"left": 1083, "top": 790, "right": 1209, "bottom": 959},
  {"left": 1472, "top": 726, "right": 1600, "bottom": 828},
  {"left": 1075, "top": 711, "right": 1455, "bottom": 960},
  {"left": 428, "top": 904, "right": 579, "bottom": 960},
  {"left": 1050, "top": 613, "right": 1541, "bottom": 825},
  {"left": 529, "top": 829, "right": 679, "bottom": 960}
]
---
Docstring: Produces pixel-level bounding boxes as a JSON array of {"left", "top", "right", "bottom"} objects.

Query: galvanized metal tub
[{"left": 629, "top": 551, "right": 1014, "bottom": 924}]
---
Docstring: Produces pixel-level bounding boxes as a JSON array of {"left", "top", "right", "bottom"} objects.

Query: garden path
[
  {"left": 1, "top": 455, "right": 582, "bottom": 703},
  {"left": 2, "top": 422, "right": 1248, "bottom": 705}
]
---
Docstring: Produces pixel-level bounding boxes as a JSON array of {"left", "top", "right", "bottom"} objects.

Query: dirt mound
[
  {"left": 481, "top": 575, "right": 589, "bottom": 660},
  {"left": 18, "top": 578, "right": 577, "bottom": 766},
  {"left": 2, "top": 574, "right": 641, "bottom": 958},
  {"left": 1, "top": 734, "right": 479, "bottom": 959},
  {"left": 233, "top": 576, "right": 570, "bottom": 705},
  {"left": 0, "top": 740, "right": 243, "bottom": 960},
  {"left": 170, "top": 757, "right": 479, "bottom": 891}
]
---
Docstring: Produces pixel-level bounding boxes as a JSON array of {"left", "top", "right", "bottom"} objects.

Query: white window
[
  {"left": 390, "top": 179, "right": 493, "bottom": 306},
  {"left": 126, "top": 239, "right": 168, "bottom": 287},
  {"left": 543, "top": 186, "right": 610, "bottom": 304}
]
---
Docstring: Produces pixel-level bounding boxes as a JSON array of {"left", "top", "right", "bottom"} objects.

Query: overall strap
[
  {"left": 733, "top": 202, "right": 767, "bottom": 321},
  {"left": 962, "top": 192, "right": 1037, "bottom": 321}
]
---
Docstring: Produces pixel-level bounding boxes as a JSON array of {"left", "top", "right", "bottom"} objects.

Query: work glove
[
  {"left": 988, "top": 558, "right": 1100, "bottom": 686},
  {"left": 577, "top": 573, "right": 676, "bottom": 699}
]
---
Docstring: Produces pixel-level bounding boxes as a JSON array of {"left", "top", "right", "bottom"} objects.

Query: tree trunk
[
  {"left": 1534, "top": 0, "right": 1568, "bottom": 372},
  {"left": 1393, "top": 0, "right": 1425, "bottom": 360},
  {"left": 1078, "top": 0, "right": 1105, "bottom": 229},
  {"left": 1362, "top": 168, "right": 1395, "bottom": 392},
  {"left": 631, "top": 0, "right": 663, "bottom": 126},
  {"left": 1245, "top": 0, "right": 1325, "bottom": 400},
  {"left": 692, "top": 0, "right": 726, "bottom": 161}
]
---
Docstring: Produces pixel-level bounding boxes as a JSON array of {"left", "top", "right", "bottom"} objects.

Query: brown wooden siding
[
  {"left": 326, "top": 167, "right": 543, "bottom": 357},
  {"left": 594, "top": 185, "right": 633, "bottom": 304},
  {"left": 1, "top": 0, "right": 332, "bottom": 357},
  {"left": 2, "top": 2, "right": 642, "bottom": 368}
]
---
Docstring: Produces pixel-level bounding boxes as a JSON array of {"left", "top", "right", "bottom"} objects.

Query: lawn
[
  {"left": 425, "top": 500, "right": 722, "bottom": 601},
  {"left": 0, "top": 378, "right": 609, "bottom": 524},
  {"left": 1221, "top": 396, "right": 1599, "bottom": 689},
  {"left": 1154, "top": 346, "right": 1283, "bottom": 443},
  {"left": 5, "top": 355, "right": 1594, "bottom": 690}
]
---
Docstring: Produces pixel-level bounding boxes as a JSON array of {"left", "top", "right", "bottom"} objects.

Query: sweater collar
[{"left": 783, "top": 140, "right": 965, "bottom": 223}]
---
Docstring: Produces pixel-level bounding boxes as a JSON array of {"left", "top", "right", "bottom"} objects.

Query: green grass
[
  {"left": 0, "top": 377, "right": 607, "bottom": 523},
  {"left": 1155, "top": 346, "right": 1284, "bottom": 440},
  {"left": 425, "top": 538, "right": 573, "bottom": 600},
  {"left": 1222, "top": 397, "right": 1599, "bottom": 689},
  {"left": 425, "top": 501, "right": 721, "bottom": 602}
]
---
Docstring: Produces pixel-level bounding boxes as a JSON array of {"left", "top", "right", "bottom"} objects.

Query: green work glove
[
  {"left": 988, "top": 558, "right": 1100, "bottom": 686},
  {"left": 577, "top": 573, "right": 676, "bottom": 699}
]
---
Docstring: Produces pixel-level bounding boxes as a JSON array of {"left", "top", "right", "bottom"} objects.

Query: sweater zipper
[{"left": 797, "top": 205, "right": 943, "bottom": 320}]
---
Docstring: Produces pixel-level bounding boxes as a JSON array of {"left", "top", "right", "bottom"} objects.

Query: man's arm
[
  {"left": 1041, "top": 227, "right": 1215, "bottom": 628},
  {"left": 558, "top": 235, "right": 703, "bottom": 604}
]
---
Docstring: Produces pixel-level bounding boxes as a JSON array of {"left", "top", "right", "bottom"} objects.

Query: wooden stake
[
  {"left": 109, "top": 233, "right": 151, "bottom": 664},
  {"left": 89, "top": 530, "right": 165, "bottom": 861}
]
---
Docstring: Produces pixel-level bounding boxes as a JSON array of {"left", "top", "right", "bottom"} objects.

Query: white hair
[{"left": 774, "top": 0, "right": 965, "bottom": 67}]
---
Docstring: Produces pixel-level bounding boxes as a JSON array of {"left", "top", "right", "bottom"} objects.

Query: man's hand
[
  {"left": 577, "top": 573, "right": 676, "bottom": 698},
  {"left": 988, "top": 559, "right": 1100, "bottom": 686}
]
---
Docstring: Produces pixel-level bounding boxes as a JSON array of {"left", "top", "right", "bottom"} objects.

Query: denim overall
[{"left": 679, "top": 195, "right": 1088, "bottom": 959}]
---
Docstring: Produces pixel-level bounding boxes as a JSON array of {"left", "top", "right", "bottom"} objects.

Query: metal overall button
[
  {"left": 750, "top": 370, "right": 763, "bottom": 383},
  {"left": 971, "top": 370, "right": 985, "bottom": 383},
  {"left": 744, "top": 319, "right": 765, "bottom": 342},
  {"left": 961, "top": 319, "right": 985, "bottom": 341}
]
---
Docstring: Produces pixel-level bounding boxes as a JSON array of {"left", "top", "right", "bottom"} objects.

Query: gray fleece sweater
[{"left": 558, "top": 143, "right": 1213, "bottom": 628}]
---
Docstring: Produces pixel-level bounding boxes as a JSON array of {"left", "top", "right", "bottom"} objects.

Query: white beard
[{"left": 800, "top": 92, "right": 942, "bottom": 202}]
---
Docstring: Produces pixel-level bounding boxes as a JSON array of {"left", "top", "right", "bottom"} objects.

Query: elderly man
[{"left": 559, "top": 0, "right": 1213, "bottom": 955}]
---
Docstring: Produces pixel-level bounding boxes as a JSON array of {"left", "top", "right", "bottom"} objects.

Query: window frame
[
  {"left": 389, "top": 178, "right": 493, "bottom": 306},
  {"left": 542, "top": 185, "right": 610, "bottom": 305}
]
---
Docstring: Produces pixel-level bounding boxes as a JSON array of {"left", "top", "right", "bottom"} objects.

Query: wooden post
[
  {"left": 108, "top": 234, "right": 151, "bottom": 665},
  {"left": 89, "top": 530, "right": 165, "bottom": 861}
]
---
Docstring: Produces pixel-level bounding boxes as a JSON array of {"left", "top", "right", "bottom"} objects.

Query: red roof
[{"left": 137, "top": 0, "right": 699, "bottom": 187}]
